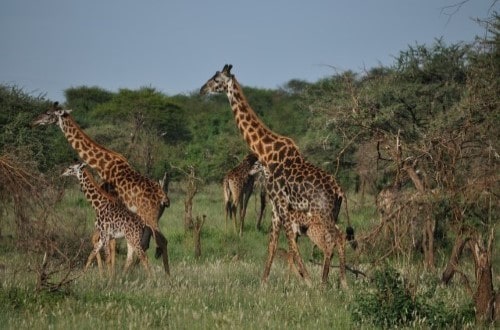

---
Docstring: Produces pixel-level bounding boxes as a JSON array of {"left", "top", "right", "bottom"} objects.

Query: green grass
[{"left": 0, "top": 183, "right": 481, "bottom": 329}]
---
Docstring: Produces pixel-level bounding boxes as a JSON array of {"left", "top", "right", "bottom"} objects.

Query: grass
[{"left": 0, "top": 182, "right": 482, "bottom": 329}]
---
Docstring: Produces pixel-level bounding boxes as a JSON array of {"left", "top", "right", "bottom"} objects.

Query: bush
[{"left": 350, "top": 265, "right": 474, "bottom": 328}]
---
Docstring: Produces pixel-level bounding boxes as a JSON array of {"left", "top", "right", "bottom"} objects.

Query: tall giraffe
[
  {"left": 200, "top": 64, "right": 353, "bottom": 286},
  {"left": 223, "top": 153, "right": 262, "bottom": 236},
  {"left": 32, "top": 102, "right": 170, "bottom": 274},
  {"left": 62, "top": 163, "right": 160, "bottom": 276}
]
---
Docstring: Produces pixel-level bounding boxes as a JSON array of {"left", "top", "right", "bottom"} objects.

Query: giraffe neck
[
  {"left": 58, "top": 114, "right": 128, "bottom": 183},
  {"left": 77, "top": 168, "right": 115, "bottom": 210},
  {"left": 226, "top": 79, "right": 301, "bottom": 166},
  {"left": 226, "top": 79, "right": 279, "bottom": 163}
]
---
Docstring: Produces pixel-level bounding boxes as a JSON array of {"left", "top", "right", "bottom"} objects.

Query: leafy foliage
[{"left": 350, "top": 265, "right": 474, "bottom": 328}]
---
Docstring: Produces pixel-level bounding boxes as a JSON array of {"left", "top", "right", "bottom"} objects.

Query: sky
[{"left": 0, "top": 0, "right": 497, "bottom": 102}]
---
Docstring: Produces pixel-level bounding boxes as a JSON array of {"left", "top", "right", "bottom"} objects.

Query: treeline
[
  {"left": 0, "top": 17, "right": 497, "bottom": 195},
  {"left": 0, "top": 81, "right": 312, "bottom": 184}
]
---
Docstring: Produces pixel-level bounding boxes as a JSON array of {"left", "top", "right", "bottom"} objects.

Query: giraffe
[
  {"left": 200, "top": 64, "right": 353, "bottom": 286},
  {"left": 250, "top": 161, "right": 347, "bottom": 285},
  {"left": 223, "top": 153, "right": 261, "bottom": 236},
  {"left": 32, "top": 102, "right": 170, "bottom": 274},
  {"left": 62, "top": 163, "right": 167, "bottom": 276}
]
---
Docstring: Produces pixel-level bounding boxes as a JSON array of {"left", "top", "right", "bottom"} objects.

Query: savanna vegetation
[{"left": 0, "top": 13, "right": 498, "bottom": 329}]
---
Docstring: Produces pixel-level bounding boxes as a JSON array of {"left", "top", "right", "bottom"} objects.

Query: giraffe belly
[{"left": 109, "top": 229, "right": 125, "bottom": 239}]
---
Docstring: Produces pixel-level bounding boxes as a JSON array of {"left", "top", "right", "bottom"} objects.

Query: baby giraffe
[{"left": 62, "top": 162, "right": 154, "bottom": 276}]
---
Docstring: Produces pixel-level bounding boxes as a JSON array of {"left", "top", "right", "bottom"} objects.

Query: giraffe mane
[
  {"left": 64, "top": 114, "right": 130, "bottom": 164},
  {"left": 81, "top": 167, "right": 119, "bottom": 202}
]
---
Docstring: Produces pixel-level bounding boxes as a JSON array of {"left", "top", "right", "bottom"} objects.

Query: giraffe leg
[
  {"left": 239, "top": 205, "right": 244, "bottom": 237},
  {"left": 285, "top": 236, "right": 302, "bottom": 281},
  {"left": 104, "top": 241, "right": 116, "bottom": 278},
  {"left": 101, "top": 237, "right": 114, "bottom": 277},
  {"left": 261, "top": 219, "right": 280, "bottom": 284},
  {"left": 284, "top": 225, "right": 312, "bottom": 286},
  {"left": 91, "top": 230, "right": 103, "bottom": 274},
  {"left": 109, "top": 238, "right": 116, "bottom": 276},
  {"left": 231, "top": 203, "right": 238, "bottom": 234},
  {"left": 319, "top": 231, "right": 333, "bottom": 285},
  {"left": 337, "top": 232, "right": 348, "bottom": 289},
  {"left": 123, "top": 242, "right": 134, "bottom": 273},
  {"left": 224, "top": 201, "right": 231, "bottom": 233},
  {"left": 310, "top": 222, "right": 333, "bottom": 285},
  {"left": 140, "top": 226, "right": 153, "bottom": 252},
  {"left": 239, "top": 188, "right": 252, "bottom": 237},
  {"left": 85, "top": 238, "right": 104, "bottom": 276},
  {"left": 136, "top": 247, "right": 151, "bottom": 276},
  {"left": 256, "top": 189, "right": 266, "bottom": 231}
]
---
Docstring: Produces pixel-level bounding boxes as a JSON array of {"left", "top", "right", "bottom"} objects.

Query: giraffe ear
[{"left": 223, "top": 64, "right": 233, "bottom": 74}]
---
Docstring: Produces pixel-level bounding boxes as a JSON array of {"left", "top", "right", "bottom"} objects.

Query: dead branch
[
  {"left": 193, "top": 215, "right": 206, "bottom": 259},
  {"left": 33, "top": 240, "right": 85, "bottom": 293},
  {"left": 309, "top": 260, "right": 367, "bottom": 278}
]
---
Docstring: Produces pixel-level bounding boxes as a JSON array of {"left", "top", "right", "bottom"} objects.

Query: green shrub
[{"left": 350, "top": 265, "right": 474, "bottom": 328}]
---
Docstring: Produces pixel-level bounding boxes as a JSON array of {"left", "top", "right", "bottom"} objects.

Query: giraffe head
[
  {"left": 61, "top": 162, "right": 87, "bottom": 178},
  {"left": 249, "top": 160, "right": 266, "bottom": 177},
  {"left": 32, "top": 102, "right": 73, "bottom": 127},
  {"left": 200, "top": 64, "right": 233, "bottom": 95}
]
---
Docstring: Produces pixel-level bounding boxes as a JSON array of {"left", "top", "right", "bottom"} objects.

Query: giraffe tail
[{"left": 153, "top": 229, "right": 168, "bottom": 259}]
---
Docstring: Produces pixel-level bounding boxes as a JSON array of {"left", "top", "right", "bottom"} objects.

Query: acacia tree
[{"left": 305, "top": 16, "right": 498, "bottom": 322}]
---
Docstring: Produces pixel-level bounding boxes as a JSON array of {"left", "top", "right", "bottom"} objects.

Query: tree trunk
[
  {"left": 193, "top": 215, "right": 206, "bottom": 259},
  {"left": 184, "top": 166, "right": 197, "bottom": 232},
  {"left": 442, "top": 230, "right": 470, "bottom": 284},
  {"left": 470, "top": 234, "right": 497, "bottom": 323},
  {"left": 422, "top": 214, "right": 435, "bottom": 270},
  {"left": 184, "top": 196, "right": 194, "bottom": 232}
]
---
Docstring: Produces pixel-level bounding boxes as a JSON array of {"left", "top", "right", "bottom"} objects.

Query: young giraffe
[
  {"left": 250, "top": 161, "right": 346, "bottom": 284},
  {"left": 223, "top": 153, "right": 262, "bottom": 236},
  {"left": 32, "top": 103, "right": 170, "bottom": 274},
  {"left": 201, "top": 64, "right": 353, "bottom": 286},
  {"left": 62, "top": 163, "right": 167, "bottom": 276}
]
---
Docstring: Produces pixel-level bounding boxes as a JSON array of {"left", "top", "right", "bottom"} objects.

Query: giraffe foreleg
[
  {"left": 91, "top": 230, "right": 103, "bottom": 274},
  {"left": 261, "top": 218, "right": 280, "bottom": 284},
  {"left": 101, "top": 236, "right": 114, "bottom": 277},
  {"left": 284, "top": 224, "right": 312, "bottom": 286},
  {"left": 85, "top": 236, "right": 104, "bottom": 276},
  {"left": 123, "top": 241, "right": 134, "bottom": 273},
  {"left": 320, "top": 231, "right": 333, "bottom": 285},
  {"left": 109, "top": 238, "right": 116, "bottom": 276}
]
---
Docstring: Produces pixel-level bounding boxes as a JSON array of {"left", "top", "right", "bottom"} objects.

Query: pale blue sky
[{"left": 0, "top": 0, "right": 496, "bottom": 102}]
